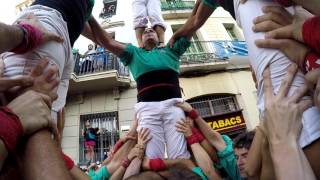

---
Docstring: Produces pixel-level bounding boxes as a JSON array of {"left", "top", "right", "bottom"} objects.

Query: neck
[{"left": 144, "top": 42, "right": 157, "bottom": 51}]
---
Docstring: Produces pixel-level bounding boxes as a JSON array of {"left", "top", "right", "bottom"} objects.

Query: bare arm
[
  {"left": 244, "top": 127, "right": 263, "bottom": 178},
  {"left": 199, "top": 138, "right": 219, "bottom": 163},
  {"left": 262, "top": 66, "right": 315, "bottom": 180},
  {"left": 87, "top": 17, "right": 126, "bottom": 56},
  {"left": 291, "top": 0, "right": 320, "bottom": 15},
  {"left": 69, "top": 166, "right": 90, "bottom": 180},
  {"left": 176, "top": 119, "right": 221, "bottom": 180},
  {"left": 123, "top": 158, "right": 142, "bottom": 179},
  {"left": 0, "top": 23, "right": 24, "bottom": 53},
  {"left": 82, "top": 21, "right": 99, "bottom": 44}
]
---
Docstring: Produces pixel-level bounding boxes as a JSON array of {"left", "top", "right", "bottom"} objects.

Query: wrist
[
  {"left": 186, "top": 133, "right": 199, "bottom": 146},
  {"left": 188, "top": 109, "right": 199, "bottom": 119},
  {"left": 121, "top": 157, "right": 131, "bottom": 168},
  {"left": 303, "top": 51, "right": 320, "bottom": 72}
]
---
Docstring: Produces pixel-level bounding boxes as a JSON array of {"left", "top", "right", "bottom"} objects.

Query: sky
[{"left": 0, "top": 0, "right": 21, "bottom": 24}]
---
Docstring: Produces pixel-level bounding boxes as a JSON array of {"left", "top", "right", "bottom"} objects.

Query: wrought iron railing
[
  {"left": 189, "top": 96, "right": 241, "bottom": 118},
  {"left": 73, "top": 51, "right": 130, "bottom": 77},
  {"left": 181, "top": 40, "right": 248, "bottom": 65},
  {"left": 79, "top": 112, "right": 120, "bottom": 164},
  {"left": 161, "top": 0, "right": 195, "bottom": 11}
]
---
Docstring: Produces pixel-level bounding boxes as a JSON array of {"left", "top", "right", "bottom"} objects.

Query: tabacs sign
[{"left": 205, "top": 111, "right": 246, "bottom": 133}]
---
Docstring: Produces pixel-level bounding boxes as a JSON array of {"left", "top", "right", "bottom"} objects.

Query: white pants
[
  {"left": 135, "top": 98, "right": 190, "bottom": 159},
  {"left": 132, "top": 0, "right": 166, "bottom": 30},
  {"left": 1, "top": 5, "right": 73, "bottom": 116},
  {"left": 234, "top": 0, "right": 320, "bottom": 147}
]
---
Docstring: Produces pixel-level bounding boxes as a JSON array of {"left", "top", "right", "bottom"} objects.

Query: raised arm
[
  {"left": 176, "top": 102, "right": 226, "bottom": 151},
  {"left": 262, "top": 66, "right": 316, "bottom": 180},
  {"left": 87, "top": 17, "right": 126, "bottom": 57},
  {"left": 176, "top": 119, "right": 221, "bottom": 180}
]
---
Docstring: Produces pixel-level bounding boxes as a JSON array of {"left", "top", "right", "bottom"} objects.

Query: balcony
[
  {"left": 161, "top": 0, "right": 195, "bottom": 19},
  {"left": 68, "top": 51, "right": 130, "bottom": 94},
  {"left": 180, "top": 40, "right": 249, "bottom": 74}
]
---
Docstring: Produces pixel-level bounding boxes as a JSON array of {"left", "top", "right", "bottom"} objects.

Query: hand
[
  {"left": 29, "top": 59, "right": 60, "bottom": 101},
  {"left": 262, "top": 64, "right": 312, "bottom": 144},
  {"left": 88, "top": 163, "right": 98, "bottom": 170},
  {"left": 7, "top": 90, "right": 56, "bottom": 135},
  {"left": 137, "top": 128, "right": 151, "bottom": 147},
  {"left": 176, "top": 119, "right": 193, "bottom": 137},
  {"left": 252, "top": 6, "right": 293, "bottom": 33},
  {"left": 264, "top": 18, "right": 305, "bottom": 43},
  {"left": 158, "top": 42, "right": 166, "bottom": 48},
  {"left": 127, "top": 146, "right": 144, "bottom": 160},
  {"left": 0, "top": 58, "right": 33, "bottom": 92},
  {"left": 127, "top": 115, "right": 139, "bottom": 137},
  {"left": 120, "top": 134, "right": 137, "bottom": 143},
  {"left": 169, "top": 29, "right": 188, "bottom": 48},
  {"left": 175, "top": 101, "right": 193, "bottom": 113},
  {"left": 305, "top": 69, "right": 320, "bottom": 107},
  {"left": 255, "top": 38, "right": 310, "bottom": 69},
  {"left": 240, "top": 0, "right": 248, "bottom": 3},
  {"left": 16, "top": 13, "right": 64, "bottom": 44}
]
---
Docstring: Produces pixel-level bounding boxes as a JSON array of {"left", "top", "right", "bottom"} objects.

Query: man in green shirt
[{"left": 88, "top": 18, "right": 192, "bottom": 160}]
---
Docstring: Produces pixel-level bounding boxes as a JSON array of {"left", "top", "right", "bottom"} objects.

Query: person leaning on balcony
[
  {"left": 88, "top": 16, "right": 193, "bottom": 163},
  {"left": 0, "top": 0, "right": 114, "bottom": 179},
  {"left": 132, "top": 0, "right": 166, "bottom": 48}
]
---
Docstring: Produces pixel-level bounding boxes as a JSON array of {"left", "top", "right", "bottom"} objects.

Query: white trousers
[
  {"left": 1, "top": 5, "right": 73, "bottom": 116},
  {"left": 234, "top": 0, "right": 320, "bottom": 147},
  {"left": 135, "top": 98, "right": 190, "bottom": 159},
  {"left": 132, "top": 0, "right": 167, "bottom": 30}
]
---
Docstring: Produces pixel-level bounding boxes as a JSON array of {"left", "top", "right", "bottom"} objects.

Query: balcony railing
[
  {"left": 161, "top": 0, "right": 195, "bottom": 11},
  {"left": 73, "top": 51, "right": 129, "bottom": 77},
  {"left": 181, "top": 40, "right": 248, "bottom": 65},
  {"left": 189, "top": 96, "right": 241, "bottom": 118}
]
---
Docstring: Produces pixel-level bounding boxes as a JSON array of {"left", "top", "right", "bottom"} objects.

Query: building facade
[{"left": 59, "top": 0, "right": 260, "bottom": 164}]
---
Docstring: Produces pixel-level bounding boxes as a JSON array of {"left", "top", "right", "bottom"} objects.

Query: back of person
[
  {"left": 1, "top": 3, "right": 74, "bottom": 119},
  {"left": 32, "top": 0, "right": 91, "bottom": 46}
]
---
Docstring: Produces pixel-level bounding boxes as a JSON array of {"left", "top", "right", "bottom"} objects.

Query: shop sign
[{"left": 205, "top": 111, "right": 246, "bottom": 133}]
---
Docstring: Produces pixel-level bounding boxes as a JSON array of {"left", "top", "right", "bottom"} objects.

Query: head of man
[
  {"left": 85, "top": 120, "right": 91, "bottom": 129},
  {"left": 142, "top": 28, "right": 159, "bottom": 50},
  {"left": 233, "top": 131, "right": 255, "bottom": 178}
]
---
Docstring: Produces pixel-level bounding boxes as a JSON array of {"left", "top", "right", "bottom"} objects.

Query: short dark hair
[
  {"left": 233, "top": 131, "right": 255, "bottom": 150},
  {"left": 167, "top": 165, "right": 202, "bottom": 180}
]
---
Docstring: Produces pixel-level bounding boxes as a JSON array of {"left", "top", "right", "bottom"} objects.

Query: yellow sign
[{"left": 205, "top": 112, "right": 246, "bottom": 132}]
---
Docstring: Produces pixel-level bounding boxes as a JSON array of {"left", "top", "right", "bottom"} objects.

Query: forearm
[
  {"left": 87, "top": 17, "right": 125, "bottom": 56},
  {"left": 245, "top": 128, "right": 263, "bottom": 177},
  {"left": 0, "top": 23, "right": 24, "bottom": 54},
  {"left": 292, "top": 0, "right": 320, "bottom": 15},
  {"left": 0, "top": 139, "right": 8, "bottom": 170},
  {"left": 123, "top": 158, "right": 142, "bottom": 179},
  {"left": 193, "top": 3, "right": 214, "bottom": 32},
  {"left": 270, "top": 141, "right": 316, "bottom": 180},
  {"left": 191, "top": 143, "right": 220, "bottom": 179},
  {"left": 200, "top": 139, "right": 218, "bottom": 163},
  {"left": 21, "top": 130, "right": 72, "bottom": 180},
  {"left": 82, "top": 22, "right": 98, "bottom": 44},
  {"left": 109, "top": 166, "right": 126, "bottom": 180},
  {"left": 70, "top": 166, "right": 90, "bottom": 180},
  {"left": 194, "top": 116, "right": 226, "bottom": 151}
]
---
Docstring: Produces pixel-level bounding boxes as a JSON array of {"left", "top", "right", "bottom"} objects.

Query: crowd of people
[{"left": 0, "top": 0, "right": 319, "bottom": 179}]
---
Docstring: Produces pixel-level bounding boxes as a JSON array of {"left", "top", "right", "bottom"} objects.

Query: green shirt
[
  {"left": 119, "top": 37, "right": 191, "bottom": 80},
  {"left": 192, "top": 167, "right": 208, "bottom": 180},
  {"left": 202, "top": 0, "right": 219, "bottom": 10},
  {"left": 216, "top": 135, "right": 242, "bottom": 180},
  {"left": 85, "top": 0, "right": 95, "bottom": 21},
  {"left": 88, "top": 166, "right": 111, "bottom": 180}
]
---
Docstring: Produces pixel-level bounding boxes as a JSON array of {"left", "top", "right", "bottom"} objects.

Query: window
[
  {"left": 79, "top": 112, "right": 120, "bottom": 164},
  {"left": 223, "top": 24, "right": 238, "bottom": 40},
  {"left": 187, "top": 94, "right": 240, "bottom": 117}
]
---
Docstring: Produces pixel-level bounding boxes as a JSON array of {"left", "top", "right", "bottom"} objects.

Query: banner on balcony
[
  {"left": 204, "top": 111, "right": 246, "bottom": 133},
  {"left": 211, "top": 41, "right": 248, "bottom": 59}
]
